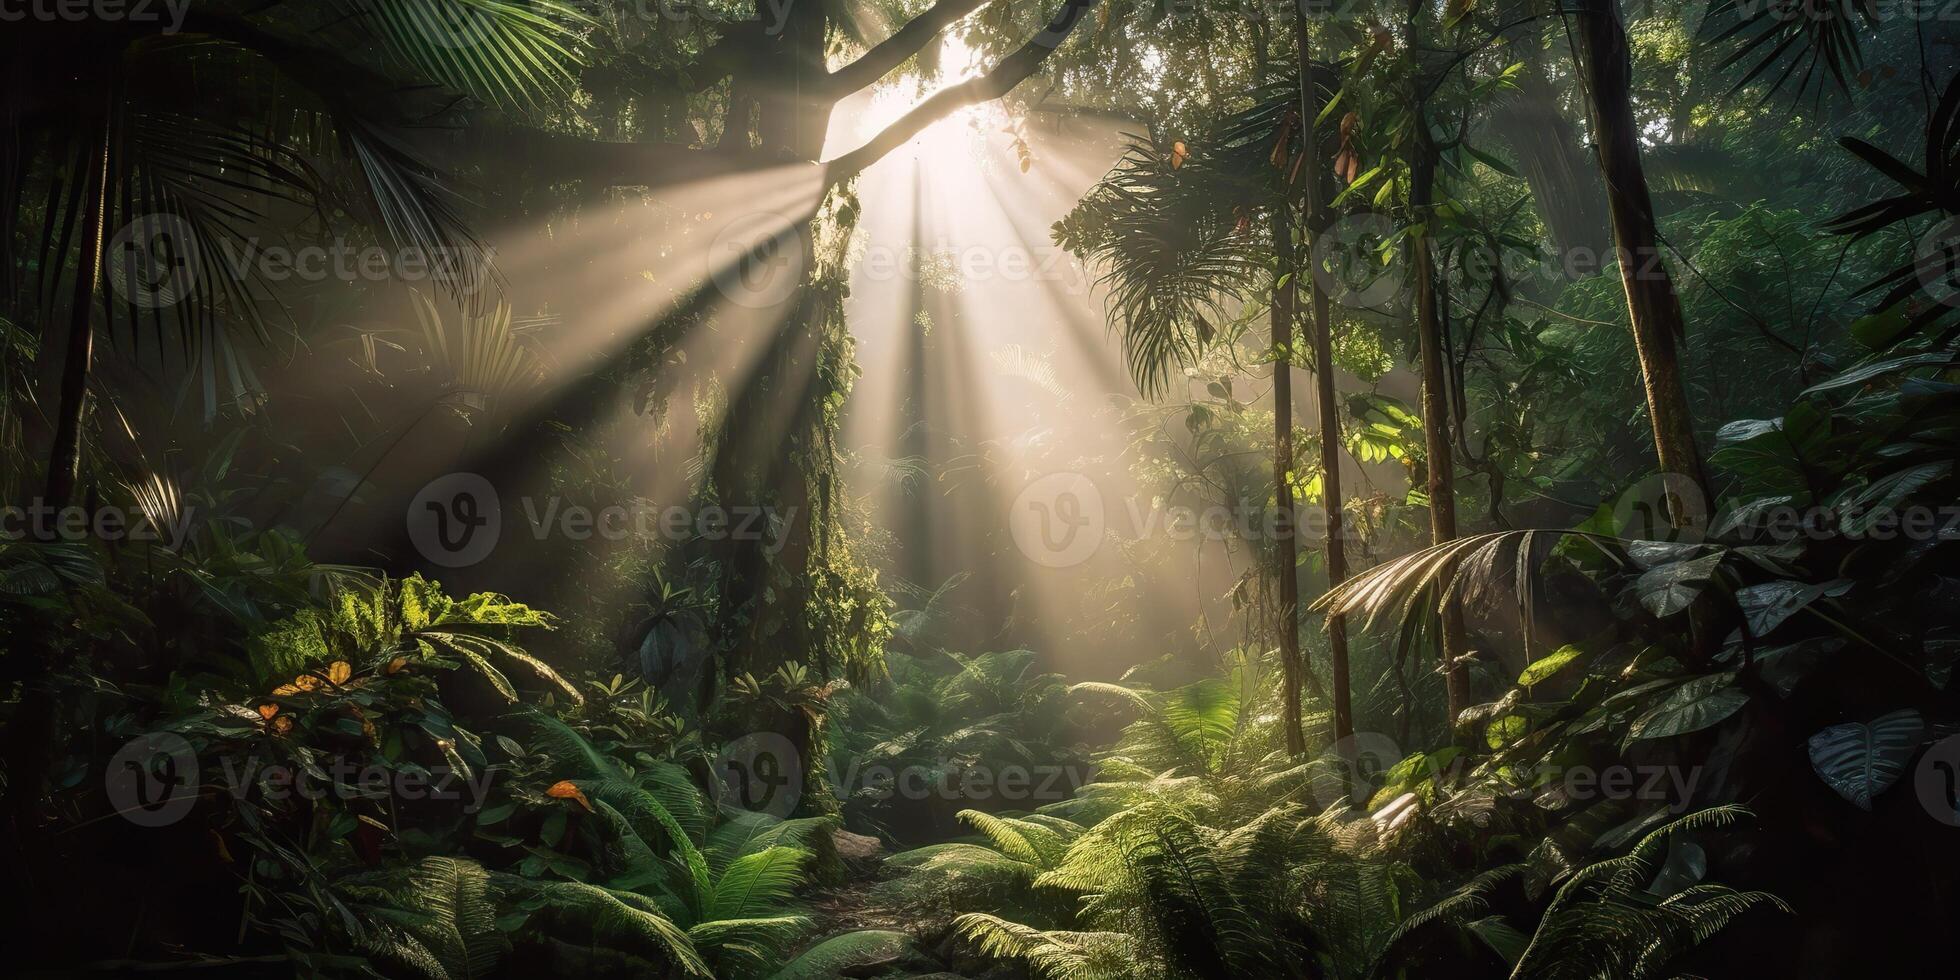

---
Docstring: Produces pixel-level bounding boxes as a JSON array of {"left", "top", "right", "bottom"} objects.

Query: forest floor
[{"left": 788, "top": 829, "right": 1007, "bottom": 978}]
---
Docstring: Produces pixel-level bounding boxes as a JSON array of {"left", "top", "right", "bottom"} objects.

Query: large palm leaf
[{"left": 1055, "top": 135, "right": 1263, "bottom": 397}]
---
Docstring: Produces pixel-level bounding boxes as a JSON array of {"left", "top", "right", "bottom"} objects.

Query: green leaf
[
  {"left": 1467, "top": 915, "right": 1529, "bottom": 965},
  {"left": 1850, "top": 303, "right": 1913, "bottom": 350},
  {"left": 1733, "top": 579, "right": 1843, "bottom": 637},
  {"left": 1160, "top": 679, "right": 1240, "bottom": 767},
  {"left": 1802, "top": 351, "right": 1958, "bottom": 397},
  {"left": 707, "top": 846, "right": 810, "bottom": 923},
  {"left": 1807, "top": 709, "right": 1925, "bottom": 810},
  {"left": 768, "top": 930, "right": 910, "bottom": 980},
  {"left": 1518, "top": 645, "right": 1587, "bottom": 688},
  {"left": 1460, "top": 141, "right": 1520, "bottom": 178},
  {"left": 1626, "top": 673, "right": 1747, "bottom": 741},
  {"left": 1836, "top": 462, "right": 1952, "bottom": 535},
  {"left": 541, "top": 808, "right": 568, "bottom": 847},
  {"left": 1636, "top": 552, "right": 1725, "bottom": 618},
  {"left": 1331, "top": 163, "right": 1386, "bottom": 207}
]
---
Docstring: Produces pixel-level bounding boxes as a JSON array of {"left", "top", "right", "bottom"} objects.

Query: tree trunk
[
  {"left": 1573, "top": 0, "right": 1708, "bottom": 507},
  {"left": 1411, "top": 122, "right": 1473, "bottom": 724},
  {"left": 43, "top": 117, "right": 111, "bottom": 513},
  {"left": 1491, "top": 0, "right": 1610, "bottom": 278},
  {"left": 1271, "top": 207, "right": 1309, "bottom": 759},
  {"left": 7, "top": 102, "right": 108, "bottom": 848},
  {"left": 1293, "top": 21, "right": 1354, "bottom": 756}
]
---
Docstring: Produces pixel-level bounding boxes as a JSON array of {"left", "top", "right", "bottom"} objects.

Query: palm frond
[
  {"left": 342, "top": 0, "right": 590, "bottom": 109},
  {"left": 1700, "top": 0, "right": 1871, "bottom": 100},
  {"left": 1056, "top": 136, "right": 1263, "bottom": 397}
]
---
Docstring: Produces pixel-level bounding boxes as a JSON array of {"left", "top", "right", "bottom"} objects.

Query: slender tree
[
  {"left": 1292, "top": 15, "right": 1355, "bottom": 753},
  {"left": 1271, "top": 206, "right": 1310, "bottom": 758},
  {"left": 1569, "top": 0, "right": 1710, "bottom": 511},
  {"left": 1410, "top": 116, "right": 1474, "bottom": 723},
  {"left": 42, "top": 110, "right": 110, "bottom": 514}
]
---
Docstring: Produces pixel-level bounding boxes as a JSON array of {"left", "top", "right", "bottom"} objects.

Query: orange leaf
[
  {"left": 547, "top": 780, "right": 593, "bottom": 812},
  {"left": 1170, "top": 141, "right": 1188, "bottom": 170},
  {"left": 272, "top": 715, "right": 294, "bottom": 734},
  {"left": 384, "top": 656, "right": 408, "bottom": 675},
  {"left": 257, "top": 703, "right": 279, "bottom": 720},
  {"left": 327, "top": 661, "right": 352, "bottom": 685},
  {"left": 274, "top": 673, "right": 321, "bottom": 696},
  {"left": 1271, "top": 111, "right": 1297, "bottom": 169}
]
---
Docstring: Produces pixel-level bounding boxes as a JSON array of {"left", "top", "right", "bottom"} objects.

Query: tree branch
[
  {"left": 823, "top": 0, "right": 991, "bottom": 98},
  {"left": 822, "top": 0, "right": 1098, "bottom": 182}
]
